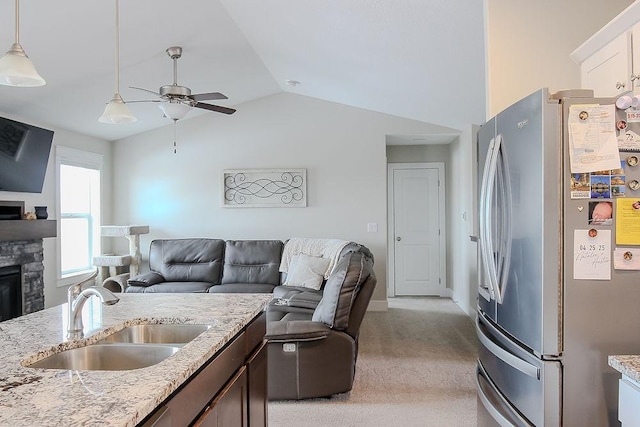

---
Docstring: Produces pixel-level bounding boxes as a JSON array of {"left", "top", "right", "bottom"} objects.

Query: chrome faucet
[{"left": 67, "top": 269, "right": 119, "bottom": 339}]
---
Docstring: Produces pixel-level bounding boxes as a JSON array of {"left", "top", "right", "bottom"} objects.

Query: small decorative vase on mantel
[{"left": 34, "top": 206, "right": 48, "bottom": 220}]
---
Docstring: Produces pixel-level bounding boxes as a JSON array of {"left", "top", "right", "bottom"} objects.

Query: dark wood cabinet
[
  {"left": 194, "top": 367, "right": 248, "bottom": 427},
  {"left": 141, "top": 312, "right": 267, "bottom": 427},
  {"left": 247, "top": 341, "right": 268, "bottom": 426}
]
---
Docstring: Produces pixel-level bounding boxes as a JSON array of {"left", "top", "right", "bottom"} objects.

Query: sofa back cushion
[
  {"left": 221, "top": 240, "right": 283, "bottom": 285},
  {"left": 149, "top": 238, "right": 225, "bottom": 283},
  {"left": 312, "top": 250, "right": 372, "bottom": 330}
]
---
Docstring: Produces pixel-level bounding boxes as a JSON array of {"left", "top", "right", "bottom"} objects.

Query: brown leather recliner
[{"left": 265, "top": 248, "right": 376, "bottom": 400}]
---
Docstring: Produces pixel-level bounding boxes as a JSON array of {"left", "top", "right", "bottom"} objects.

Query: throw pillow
[{"left": 283, "top": 254, "right": 330, "bottom": 290}]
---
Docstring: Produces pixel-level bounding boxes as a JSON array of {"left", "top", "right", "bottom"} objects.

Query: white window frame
[{"left": 55, "top": 146, "right": 104, "bottom": 288}]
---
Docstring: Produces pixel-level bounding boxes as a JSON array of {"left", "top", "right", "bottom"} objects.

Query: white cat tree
[{"left": 92, "top": 225, "right": 149, "bottom": 292}]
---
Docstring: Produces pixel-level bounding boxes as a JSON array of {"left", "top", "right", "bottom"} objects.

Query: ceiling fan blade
[
  {"left": 129, "top": 86, "right": 161, "bottom": 97},
  {"left": 126, "top": 99, "right": 163, "bottom": 103},
  {"left": 194, "top": 102, "right": 236, "bottom": 115},
  {"left": 190, "top": 92, "right": 228, "bottom": 101}
]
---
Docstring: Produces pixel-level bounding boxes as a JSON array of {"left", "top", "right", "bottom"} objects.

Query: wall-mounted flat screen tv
[{"left": 0, "top": 116, "right": 54, "bottom": 193}]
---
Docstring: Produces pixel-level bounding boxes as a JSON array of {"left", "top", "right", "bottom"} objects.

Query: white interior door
[{"left": 390, "top": 164, "right": 445, "bottom": 296}]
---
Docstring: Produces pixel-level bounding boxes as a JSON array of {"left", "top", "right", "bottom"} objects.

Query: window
[{"left": 56, "top": 147, "right": 103, "bottom": 282}]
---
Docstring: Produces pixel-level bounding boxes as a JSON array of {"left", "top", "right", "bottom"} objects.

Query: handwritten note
[
  {"left": 568, "top": 104, "right": 620, "bottom": 173},
  {"left": 574, "top": 229, "right": 611, "bottom": 280}
]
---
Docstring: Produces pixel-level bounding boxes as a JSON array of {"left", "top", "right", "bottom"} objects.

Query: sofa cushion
[
  {"left": 221, "top": 240, "right": 283, "bottom": 286},
  {"left": 266, "top": 299, "right": 315, "bottom": 322},
  {"left": 283, "top": 254, "right": 330, "bottom": 290},
  {"left": 287, "top": 291, "right": 323, "bottom": 309},
  {"left": 149, "top": 238, "right": 224, "bottom": 283},
  {"left": 312, "top": 251, "right": 367, "bottom": 330},
  {"left": 208, "top": 283, "right": 276, "bottom": 293},
  {"left": 127, "top": 281, "right": 212, "bottom": 293}
]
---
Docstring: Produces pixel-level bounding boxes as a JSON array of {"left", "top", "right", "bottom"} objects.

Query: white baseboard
[{"left": 367, "top": 299, "right": 388, "bottom": 311}]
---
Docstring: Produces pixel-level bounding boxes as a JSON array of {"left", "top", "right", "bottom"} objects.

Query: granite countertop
[
  {"left": 608, "top": 355, "right": 640, "bottom": 384},
  {"left": 0, "top": 293, "right": 272, "bottom": 427}
]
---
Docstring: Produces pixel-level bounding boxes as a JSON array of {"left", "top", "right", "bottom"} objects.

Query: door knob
[{"left": 396, "top": 237, "right": 402, "bottom": 241}]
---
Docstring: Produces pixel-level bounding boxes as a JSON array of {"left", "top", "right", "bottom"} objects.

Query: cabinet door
[
  {"left": 633, "top": 23, "right": 640, "bottom": 90},
  {"left": 581, "top": 31, "right": 632, "bottom": 97},
  {"left": 194, "top": 367, "right": 248, "bottom": 427},
  {"left": 618, "top": 376, "right": 640, "bottom": 426},
  {"left": 247, "top": 341, "right": 268, "bottom": 427}
]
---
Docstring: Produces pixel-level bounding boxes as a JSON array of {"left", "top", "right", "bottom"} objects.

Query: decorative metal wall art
[{"left": 222, "top": 169, "right": 307, "bottom": 207}]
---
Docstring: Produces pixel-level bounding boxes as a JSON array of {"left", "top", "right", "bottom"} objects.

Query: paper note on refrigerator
[
  {"left": 617, "top": 130, "right": 640, "bottom": 152},
  {"left": 615, "top": 198, "right": 640, "bottom": 245},
  {"left": 573, "top": 229, "right": 611, "bottom": 280},
  {"left": 613, "top": 248, "right": 640, "bottom": 270},
  {"left": 568, "top": 105, "right": 620, "bottom": 173}
]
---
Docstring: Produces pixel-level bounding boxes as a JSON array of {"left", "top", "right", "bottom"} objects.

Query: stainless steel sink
[
  {"left": 96, "top": 324, "right": 211, "bottom": 345},
  {"left": 26, "top": 344, "right": 180, "bottom": 371}
]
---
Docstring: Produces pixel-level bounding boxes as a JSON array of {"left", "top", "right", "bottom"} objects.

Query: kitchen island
[
  {"left": 609, "top": 355, "right": 640, "bottom": 426},
  {"left": 0, "top": 293, "right": 272, "bottom": 426}
]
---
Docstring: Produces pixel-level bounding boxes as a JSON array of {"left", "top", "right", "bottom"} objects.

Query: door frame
[{"left": 387, "top": 162, "right": 448, "bottom": 297}]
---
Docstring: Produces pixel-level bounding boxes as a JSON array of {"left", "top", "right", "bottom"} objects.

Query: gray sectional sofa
[
  {"left": 125, "top": 237, "right": 377, "bottom": 400},
  {"left": 126, "top": 239, "right": 283, "bottom": 293}
]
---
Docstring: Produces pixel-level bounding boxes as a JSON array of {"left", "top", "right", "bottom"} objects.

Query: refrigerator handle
[
  {"left": 494, "top": 134, "right": 512, "bottom": 304},
  {"left": 477, "top": 315, "right": 540, "bottom": 380},
  {"left": 479, "top": 136, "right": 500, "bottom": 301}
]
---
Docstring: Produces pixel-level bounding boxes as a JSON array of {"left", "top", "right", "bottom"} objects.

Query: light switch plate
[
  {"left": 367, "top": 223, "right": 378, "bottom": 232},
  {"left": 283, "top": 343, "right": 297, "bottom": 352}
]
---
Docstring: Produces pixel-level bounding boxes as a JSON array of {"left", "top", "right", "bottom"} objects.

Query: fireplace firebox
[
  {"left": 0, "top": 265, "right": 21, "bottom": 321},
  {"left": 0, "top": 200, "right": 57, "bottom": 318}
]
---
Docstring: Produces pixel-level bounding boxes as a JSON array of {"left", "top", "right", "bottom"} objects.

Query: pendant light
[
  {"left": 99, "top": 0, "right": 136, "bottom": 124},
  {"left": 0, "top": 0, "right": 45, "bottom": 87}
]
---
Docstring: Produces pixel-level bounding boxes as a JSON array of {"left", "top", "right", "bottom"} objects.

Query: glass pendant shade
[
  {"left": 158, "top": 101, "right": 192, "bottom": 121},
  {"left": 99, "top": 93, "right": 137, "bottom": 124},
  {"left": 0, "top": 0, "right": 46, "bottom": 88},
  {"left": 0, "top": 43, "right": 45, "bottom": 87}
]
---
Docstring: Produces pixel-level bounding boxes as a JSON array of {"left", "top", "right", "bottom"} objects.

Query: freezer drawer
[
  {"left": 477, "top": 361, "right": 532, "bottom": 427},
  {"left": 477, "top": 314, "right": 561, "bottom": 426}
]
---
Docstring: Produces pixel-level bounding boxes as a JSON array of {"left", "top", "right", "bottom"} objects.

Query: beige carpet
[{"left": 268, "top": 297, "right": 479, "bottom": 427}]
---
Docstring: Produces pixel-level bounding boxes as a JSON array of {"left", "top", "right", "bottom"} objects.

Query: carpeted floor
[{"left": 268, "top": 297, "right": 479, "bottom": 427}]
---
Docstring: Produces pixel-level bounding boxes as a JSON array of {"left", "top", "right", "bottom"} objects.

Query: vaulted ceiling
[{"left": 0, "top": 0, "right": 486, "bottom": 142}]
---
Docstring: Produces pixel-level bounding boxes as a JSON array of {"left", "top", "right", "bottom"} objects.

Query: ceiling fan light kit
[
  {"left": 158, "top": 100, "right": 192, "bottom": 121},
  {"left": 99, "top": 0, "right": 136, "bottom": 124},
  {"left": 0, "top": 0, "right": 45, "bottom": 87}
]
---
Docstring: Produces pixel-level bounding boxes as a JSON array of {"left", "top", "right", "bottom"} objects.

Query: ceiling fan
[{"left": 130, "top": 46, "right": 236, "bottom": 121}]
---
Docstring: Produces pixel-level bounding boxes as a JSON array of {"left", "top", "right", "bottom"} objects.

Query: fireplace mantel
[{"left": 0, "top": 220, "right": 57, "bottom": 242}]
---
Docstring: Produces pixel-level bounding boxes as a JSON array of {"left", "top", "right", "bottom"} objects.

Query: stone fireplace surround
[
  {"left": 0, "top": 240, "right": 46, "bottom": 315},
  {"left": 0, "top": 201, "right": 56, "bottom": 317}
]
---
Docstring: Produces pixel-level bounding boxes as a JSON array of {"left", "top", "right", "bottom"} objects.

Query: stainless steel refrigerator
[{"left": 475, "top": 88, "right": 640, "bottom": 426}]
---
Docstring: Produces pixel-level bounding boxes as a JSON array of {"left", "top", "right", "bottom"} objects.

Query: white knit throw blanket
[{"left": 279, "top": 238, "right": 350, "bottom": 278}]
